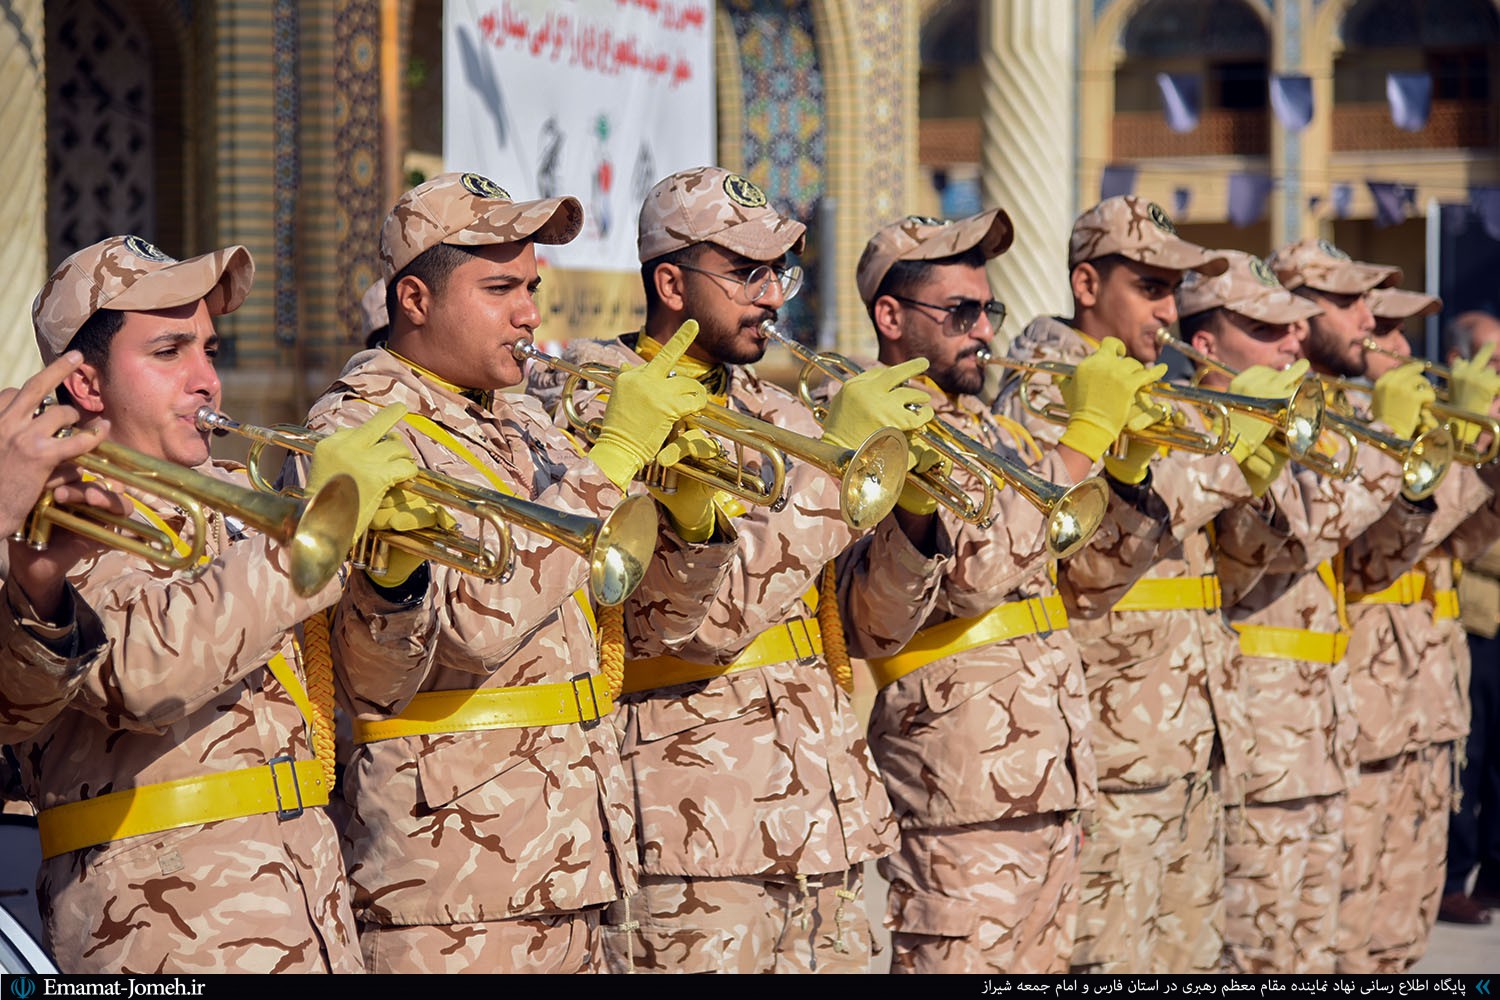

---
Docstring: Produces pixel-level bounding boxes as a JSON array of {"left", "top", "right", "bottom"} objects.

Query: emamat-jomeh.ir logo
[{"left": 8, "top": 976, "right": 36, "bottom": 999}]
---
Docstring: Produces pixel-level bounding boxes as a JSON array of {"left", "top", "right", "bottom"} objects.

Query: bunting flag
[
  {"left": 1387, "top": 72, "right": 1433, "bottom": 132},
  {"left": 1100, "top": 164, "right": 1138, "bottom": 200},
  {"left": 1155, "top": 72, "right": 1202, "bottom": 133},
  {"left": 1368, "top": 181, "right": 1416, "bottom": 227},
  {"left": 1470, "top": 186, "right": 1500, "bottom": 241},
  {"left": 1270, "top": 74, "right": 1314, "bottom": 132},
  {"left": 1173, "top": 187, "right": 1192, "bottom": 217},
  {"left": 1228, "top": 173, "right": 1274, "bottom": 227},
  {"left": 1332, "top": 183, "right": 1353, "bottom": 219}
]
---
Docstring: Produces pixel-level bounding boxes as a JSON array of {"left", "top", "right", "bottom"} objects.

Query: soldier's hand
[
  {"left": 821, "top": 358, "right": 933, "bottom": 456},
  {"left": 1224, "top": 363, "right": 1305, "bottom": 463},
  {"left": 1450, "top": 342, "right": 1500, "bottom": 417},
  {"left": 1371, "top": 362, "right": 1435, "bottom": 440},
  {"left": 1058, "top": 337, "right": 1168, "bottom": 462},
  {"left": 648, "top": 428, "right": 720, "bottom": 543},
  {"left": 1238, "top": 439, "right": 1288, "bottom": 498},
  {"left": 306, "top": 404, "right": 420, "bottom": 539},
  {"left": 591, "top": 321, "right": 710, "bottom": 490},
  {"left": 895, "top": 435, "right": 950, "bottom": 516}
]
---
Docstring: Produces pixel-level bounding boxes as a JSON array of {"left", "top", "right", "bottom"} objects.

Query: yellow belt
[
  {"left": 622, "top": 619, "right": 822, "bottom": 695},
  {"left": 1350, "top": 570, "right": 1427, "bottom": 606},
  {"left": 1234, "top": 624, "right": 1349, "bottom": 665},
  {"left": 1112, "top": 576, "right": 1222, "bottom": 612},
  {"left": 867, "top": 595, "right": 1069, "bottom": 690},
  {"left": 353, "top": 674, "right": 613, "bottom": 743},
  {"left": 37, "top": 757, "right": 327, "bottom": 860},
  {"left": 1433, "top": 590, "right": 1460, "bottom": 621}
]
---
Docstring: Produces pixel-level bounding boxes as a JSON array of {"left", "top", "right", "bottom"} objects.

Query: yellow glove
[
  {"left": 364, "top": 487, "right": 458, "bottom": 588},
  {"left": 1238, "top": 440, "right": 1288, "bottom": 498},
  {"left": 1450, "top": 342, "right": 1500, "bottom": 427},
  {"left": 895, "top": 435, "right": 951, "bottom": 516},
  {"left": 1102, "top": 395, "right": 1171, "bottom": 484},
  {"left": 1225, "top": 361, "right": 1308, "bottom": 463},
  {"left": 821, "top": 358, "right": 934, "bottom": 457},
  {"left": 1371, "top": 362, "right": 1436, "bottom": 439},
  {"left": 1058, "top": 337, "right": 1169, "bottom": 462},
  {"left": 648, "top": 428, "right": 721, "bottom": 543},
  {"left": 590, "top": 320, "right": 710, "bottom": 490},
  {"left": 305, "top": 404, "right": 419, "bottom": 541}
]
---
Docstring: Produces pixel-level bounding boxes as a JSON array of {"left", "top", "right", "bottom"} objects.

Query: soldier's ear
[
  {"left": 653, "top": 262, "right": 689, "bottom": 314},
  {"left": 63, "top": 364, "right": 106, "bottom": 415},
  {"left": 393, "top": 275, "right": 433, "bottom": 328},
  {"left": 872, "top": 295, "right": 904, "bottom": 342},
  {"left": 1071, "top": 263, "right": 1101, "bottom": 309}
]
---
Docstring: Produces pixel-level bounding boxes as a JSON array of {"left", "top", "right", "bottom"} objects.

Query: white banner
[{"left": 444, "top": 0, "right": 716, "bottom": 274}]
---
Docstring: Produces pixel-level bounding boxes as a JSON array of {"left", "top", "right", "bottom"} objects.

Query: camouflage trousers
[
  {"left": 1071, "top": 774, "right": 1224, "bottom": 974},
  {"left": 359, "top": 909, "right": 602, "bottom": 973},
  {"left": 880, "top": 811, "right": 1082, "bottom": 974},
  {"left": 1222, "top": 793, "right": 1345, "bottom": 973},
  {"left": 600, "top": 870, "right": 872, "bottom": 973},
  {"left": 1337, "top": 744, "right": 1454, "bottom": 973}
]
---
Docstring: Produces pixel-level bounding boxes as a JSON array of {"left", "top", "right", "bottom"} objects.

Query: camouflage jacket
[
  {"left": 1345, "top": 461, "right": 1500, "bottom": 756},
  {"left": 527, "top": 334, "right": 902, "bottom": 878},
  {"left": 999, "top": 316, "right": 1256, "bottom": 796},
  {"left": 305, "top": 348, "right": 733, "bottom": 925},
  {"left": 1220, "top": 439, "right": 1421, "bottom": 802},
  {"left": 13, "top": 463, "right": 362, "bottom": 973},
  {"left": 848, "top": 387, "right": 1098, "bottom": 828},
  {"left": 0, "top": 578, "right": 106, "bottom": 744}
]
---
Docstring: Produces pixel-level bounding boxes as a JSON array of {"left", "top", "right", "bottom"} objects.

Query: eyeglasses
[
  {"left": 891, "top": 295, "right": 1007, "bottom": 335},
  {"left": 677, "top": 262, "right": 804, "bottom": 304}
]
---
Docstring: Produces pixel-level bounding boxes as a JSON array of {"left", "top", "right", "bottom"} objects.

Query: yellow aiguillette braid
[
  {"left": 817, "top": 561, "right": 853, "bottom": 694},
  {"left": 300, "top": 610, "right": 339, "bottom": 789}
]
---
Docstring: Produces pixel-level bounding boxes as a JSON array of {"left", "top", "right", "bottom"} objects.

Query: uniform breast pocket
[
  {"left": 628, "top": 670, "right": 774, "bottom": 746},
  {"left": 413, "top": 728, "right": 550, "bottom": 810}
]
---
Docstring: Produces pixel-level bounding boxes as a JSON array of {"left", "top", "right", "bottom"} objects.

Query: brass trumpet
[
  {"left": 20, "top": 437, "right": 357, "bottom": 597},
  {"left": 1157, "top": 331, "right": 1452, "bottom": 500},
  {"left": 197, "top": 409, "right": 659, "bottom": 606},
  {"left": 760, "top": 321, "right": 1107, "bottom": 556},
  {"left": 512, "top": 339, "right": 908, "bottom": 531},
  {"left": 1356, "top": 338, "right": 1500, "bottom": 466}
]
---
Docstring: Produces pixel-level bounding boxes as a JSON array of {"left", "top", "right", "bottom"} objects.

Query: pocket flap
[
  {"left": 413, "top": 728, "right": 546, "bottom": 809},
  {"left": 888, "top": 889, "right": 981, "bottom": 938},
  {"left": 632, "top": 670, "right": 772, "bottom": 743}
]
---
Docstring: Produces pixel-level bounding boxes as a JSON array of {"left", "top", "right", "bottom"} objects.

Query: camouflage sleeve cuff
[
  {"left": 356, "top": 561, "right": 432, "bottom": 613},
  {"left": 5, "top": 577, "right": 101, "bottom": 667}
]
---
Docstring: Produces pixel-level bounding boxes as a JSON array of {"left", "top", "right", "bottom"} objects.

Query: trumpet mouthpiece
[{"left": 195, "top": 407, "right": 232, "bottom": 435}]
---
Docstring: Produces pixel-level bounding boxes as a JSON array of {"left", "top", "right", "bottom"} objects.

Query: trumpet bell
[
  {"left": 1404, "top": 425, "right": 1453, "bottom": 500},
  {"left": 590, "top": 495, "right": 659, "bottom": 607},
  {"left": 284, "top": 473, "right": 361, "bottom": 597},
  {"left": 1048, "top": 478, "right": 1111, "bottom": 560},
  {"left": 1283, "top": 380, "right": 1325, "bottom": 458},
  {"left": 840, "top": 427, "right": 909, "bottom": 530}
]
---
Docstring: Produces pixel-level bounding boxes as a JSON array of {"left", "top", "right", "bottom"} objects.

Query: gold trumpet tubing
[
  {"left": 1425, "top": 401, "right": 1500, "bottom": 465},
  {"left": 1324, "top": 411, "right": 1452, "bottom": 499},
  {"left": 926, "top": 418, "right": 1110, "bottom": 559},
  {"left": 25, "top": 437, "right": 353, "bottom": 597},
  {"left": 1360, "top": 338, "right": 1450, "bottom": 382},
  {"left": 762, "top": 323, "right": 997, "bottom": 526},
  {"left": 519, "top": 339, "right": 916, "bottom": 530},
  {"left": 555, "top": 368, "right": 790, "bottom": 509}
]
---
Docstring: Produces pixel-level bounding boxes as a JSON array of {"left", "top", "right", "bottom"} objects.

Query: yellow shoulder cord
[
  {"left": 555, "top": 421, "right": 625, "bottom": 697},
  {"left": 814, "top": 563, "right": 853, "bottom": 694},
  {"left": 1317, "top": 556, "right": 1351, "bottom": 633},
  {"left": 297, "top": 612, "right": 339, "bottom": 788},
  {"left": 127, "top": 497, "right": 208, "bottom": 567}
]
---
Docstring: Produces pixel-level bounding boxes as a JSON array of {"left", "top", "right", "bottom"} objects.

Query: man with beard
[
  {"left": 836, "top": 210, "right": 1156, "bottom": 972},
  {"left": 998, "top": 198, "right": 1287, "bottom": 974},
  {"left": 527, "top": 166, "right": 938, "bottom": 973},
  {"left": 1331, "top": 288, "right": 1500, "bottom": 969},
  {"left": 1190, "top": 241, "right": 1439, "bottom": 971}
]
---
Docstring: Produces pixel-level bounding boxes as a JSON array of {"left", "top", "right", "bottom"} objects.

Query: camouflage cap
[
  {"left": 1367, "top": 286, "right": 1441, "bottom": 322},
  {"left": 1266, "top": 238, "right": 1400, "bottom": 295},
  {"left": 1176, "top": 249, "right": 1322, "bottom": 325},
  {"left": 379, "top": 171, "right": 583, "bottom": 280},
  {"left": 854, "top": 208, "right": 1015, "bottom": 306},
  {"left": 637, "top": 166, "right": 806, "bottom": 262},
  {"left": 360, "top": 278, "right": 389, "bottom": 339},
  {"left": 32, "top": 235, "right": 254, "bottom": 364},
  {"left": 1068, "top": 195, "right": 1227, "bottom": 276}
]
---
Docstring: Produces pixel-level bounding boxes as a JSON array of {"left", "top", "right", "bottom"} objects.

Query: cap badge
[
  {"left": 1317, "top": 238, "right": 1351, "bottom": 261},
  {"left": 1147, "top": 202, "right": 1177, "bottom": 235},
  {"left": 906, "top": 215, "right": 946, "bottom": 226},
  {"left": 722, "top": 173, "right": 767, "bottom": 208},
  {"left": 1250, "top": 256, "right": 1280, "bottom": 287},
  {"left": 123, "top": 236, "right": 174, "bottom": 263},
  {"left": 460, "top": 173, "right": 510, "bottom": 200}
]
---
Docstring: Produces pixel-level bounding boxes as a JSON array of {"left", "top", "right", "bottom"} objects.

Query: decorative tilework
[
  {"left": 274, "top": 0, "right": 299, "bottom": 347},
  {"left": 334, "top": 1, "right": 384, "bottom": 346}
]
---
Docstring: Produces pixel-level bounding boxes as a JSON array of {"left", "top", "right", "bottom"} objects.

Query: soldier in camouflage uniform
[
  {"left": 838, "top": 211, "right": 1165, "bottom": 973},
  {"left": 1336, "top": 288, "right": 1500, "bottom": 970},
  {"left": 526, "top": 166, "right": 937, "bottom": 974},
  {"left": 998, "top": 197, "right": 1276, "bottom": 975},
  {"left": 7, "top": 236, "right": 416, "bottom": 973},
  {"left": 301, "top": 172, "right": 729, "bottom": 973},
  {"left": 1197, "top": 239, "right": 1438, "bottom": 973}
]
